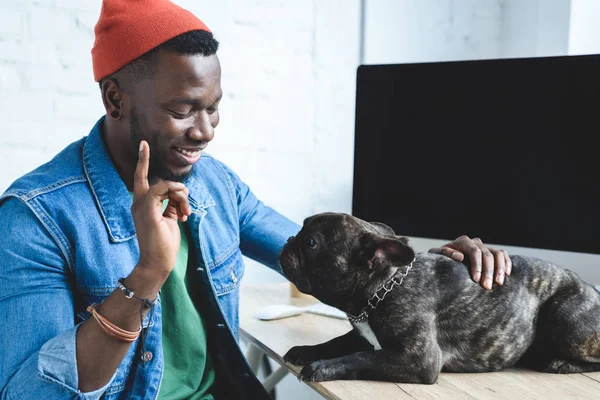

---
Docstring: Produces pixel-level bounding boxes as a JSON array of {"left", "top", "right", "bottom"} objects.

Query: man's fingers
[
  {"left": 445, "top": 236, "right": 483, "bottom": 283},
  {"left": 164, "top": 199, "right": 189, "bottom": 222},
  {"left": 429, "top": 246, "right": 464, "bottom": 262},
  {"left": 150, "top": 181, "right": 188, "bottom": 198},
  {"left": 133, "top": 141, "right": 150, "bottom": 201},
  {"left": 472, "top": 239, "right": 494, "bottom": 290},
  {"left": 174, "top": 204, "right": 186, "bottom": 222},
  {"left": 480, "top": 253, "right": 494, "bottom": 290},
  {"left": 428, "top": 247, "right": 442, "bottom": 255},
  {"left": 163, "top": 193, "right": 190, "bottom": 221},
  {"left": 444, "top": 247, "right": 464, "bottom": 262},
  {"left": 503, "top": 250, "right": 512, "bottom": 275},
  {"left": 151, "top": 182, "right": 191, "bottom": 220},
  {"left": 468, "top": 246, "right": 483, "bottom": 284},
  {"left": 493, "top": 250, "right": 506, "bottom": 285},
  {"left": 437, "top": 235, "right": 512, "bottom": 290}
]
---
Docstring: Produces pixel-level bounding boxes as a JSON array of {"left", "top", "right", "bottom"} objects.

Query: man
[{"left": 0, "top": 0, "right": 511, "bottom": 399}]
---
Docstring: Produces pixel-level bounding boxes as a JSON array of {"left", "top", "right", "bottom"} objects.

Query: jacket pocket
[{"left": 209, "top": 249, "right": 245, "bottom": 296}]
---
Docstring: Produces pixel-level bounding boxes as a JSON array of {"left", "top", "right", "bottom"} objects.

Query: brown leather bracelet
[{"left": 87, "top": 303, "right": 141, "bottom": 343}]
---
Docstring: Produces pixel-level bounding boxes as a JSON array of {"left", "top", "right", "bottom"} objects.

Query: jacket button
[{"left": 142, "top": 351, "right": 153, "bottom": 362}]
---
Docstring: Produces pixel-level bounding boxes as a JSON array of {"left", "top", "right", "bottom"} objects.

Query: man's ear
[
  {"left": 369, "top": 222, "right": 396, "bottom": 236},
  {"left": 361, "top": 233, "right": 415, "bottom": 270},
  {"left": 100, "top": 78, "right": 125, "bottom": 118}
]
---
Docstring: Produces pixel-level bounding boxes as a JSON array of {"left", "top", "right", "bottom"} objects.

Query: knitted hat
[{"left": 91, "top": 0, "right": 211, "bottom": 82}]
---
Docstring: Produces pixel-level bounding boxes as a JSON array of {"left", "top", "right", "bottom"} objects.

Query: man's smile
[{"left": 172, "top": 146, "right": 203, "bottom": 166}]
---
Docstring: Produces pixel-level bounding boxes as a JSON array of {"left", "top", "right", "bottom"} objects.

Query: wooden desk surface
[{"left": 239, "top": 283, "right": 600, "bottom": 400}]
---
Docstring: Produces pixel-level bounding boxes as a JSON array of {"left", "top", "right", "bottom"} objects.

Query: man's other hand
[{"left": 429, "top": 236, "right": 512, "bottom": 290}]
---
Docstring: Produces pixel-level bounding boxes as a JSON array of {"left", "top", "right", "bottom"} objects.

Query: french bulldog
[{"left": 278, "top": 212, "right": 600, "bottom": 384}]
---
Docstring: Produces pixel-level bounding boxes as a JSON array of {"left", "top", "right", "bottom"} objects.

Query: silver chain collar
[{"left": 347, "top": 258, "right": 415, "bottom": 324}]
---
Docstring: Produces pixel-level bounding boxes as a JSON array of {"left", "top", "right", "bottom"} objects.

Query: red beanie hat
[{"left": 91, "top": 0, "right": 211, "bottom": 82}]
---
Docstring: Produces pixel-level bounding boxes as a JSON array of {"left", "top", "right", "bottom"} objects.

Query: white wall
[
  {"left": 363, "top": 0, "right": 504, "bottom": 64},
  {"left": 363, "top": 0, "right": 572, "bottom": 65},
  {"left": 569, "top": 0, "right": 600, "bottom": 54},
  {"left": 500, "top": 0, "right": 571, "bottom": 57},
  {"left": 0, "top": 0, "right": 104, "bottom": 192}
]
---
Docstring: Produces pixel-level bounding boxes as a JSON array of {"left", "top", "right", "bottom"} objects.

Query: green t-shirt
[
  {"left": 130, "top": 195, "right": 215, "bottom": 399},
  {"left": 157, "top": 220, "right": 215, "bottom": 399}
]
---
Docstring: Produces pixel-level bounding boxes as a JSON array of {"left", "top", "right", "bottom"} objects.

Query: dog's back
[{"left": 374, "top": 253, "right": 600, "bottom": 372}]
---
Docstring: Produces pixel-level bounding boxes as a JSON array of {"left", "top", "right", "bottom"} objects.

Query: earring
[{"left": 111, "top": 110, "right": 121, "bottom": 119}]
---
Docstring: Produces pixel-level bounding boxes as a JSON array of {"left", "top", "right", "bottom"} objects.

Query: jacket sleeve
[
  {"left": 215, "top": 161, "right": 301, "bottom": 274},
  {"left": 0, "top": 196, "right": 112, "bottom": 400}
]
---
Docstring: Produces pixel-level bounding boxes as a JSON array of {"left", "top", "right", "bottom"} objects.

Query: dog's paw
[
  {"left": 283, "top": 345, "right": 320, "bottom": 366},
  {"left": 299, "top": 360, "right": 340, "bottom": 382},
  {"left": 544, "top": 359, "right": 583, "bottom": 374}
]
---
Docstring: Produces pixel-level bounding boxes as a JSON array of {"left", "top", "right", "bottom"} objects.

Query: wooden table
[{"left": 239, "top": 283, "right": 600, "bottom": 399}]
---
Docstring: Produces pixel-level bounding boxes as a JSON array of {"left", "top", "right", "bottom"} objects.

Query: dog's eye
[{"left": 305, "top": 236, "right": 318, "bottom": 250}]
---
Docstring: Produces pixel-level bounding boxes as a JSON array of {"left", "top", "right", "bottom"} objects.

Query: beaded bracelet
[
  {"left": 117, "top": 278, "right": 158, "bottom": 308},
  {"left": 116, "top": 277, "right": 157, "bottom": 365}
]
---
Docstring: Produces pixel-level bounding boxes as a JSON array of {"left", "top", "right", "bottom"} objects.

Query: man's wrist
[
  {"left": 91, "top": 266, "right": 165, "bottom": 332},
  {"left": 124, "top": 265, "right": 169, "bottom": 300}
]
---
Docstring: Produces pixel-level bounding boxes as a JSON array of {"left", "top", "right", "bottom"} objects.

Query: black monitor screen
[{"left": 352, "top": 54, "right": 600, "bottom": 255}]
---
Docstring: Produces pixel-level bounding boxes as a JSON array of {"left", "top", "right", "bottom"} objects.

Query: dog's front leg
[
  {"left": 299, "top": 347, "right": 442, "bottom": 384},
  {"left": 284, "top": 329, "right": 374, "bottom": 366}
]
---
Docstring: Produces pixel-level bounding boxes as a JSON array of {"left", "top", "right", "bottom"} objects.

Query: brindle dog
[{"left": 279, "top": 212, "right": 600, "bottom": 383}]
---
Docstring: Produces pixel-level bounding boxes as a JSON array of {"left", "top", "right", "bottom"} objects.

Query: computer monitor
[{"left": 352, "top": 54, "right": 600, "bottom": 255}]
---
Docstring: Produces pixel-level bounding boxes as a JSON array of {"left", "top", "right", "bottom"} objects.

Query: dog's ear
[
  {"left": 360, "top": 233, "right": 415, "bottom": 270},
  {"left": 369, "top": 222, "right": 396, "bottom": 236}
]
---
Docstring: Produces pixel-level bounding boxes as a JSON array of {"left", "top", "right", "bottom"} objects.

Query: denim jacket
[{"left": 0, "top": 117, "right": 300, "bottom": 399}]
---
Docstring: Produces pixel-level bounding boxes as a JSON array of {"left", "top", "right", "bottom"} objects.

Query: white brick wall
[
  {"left": 0, "top": 0, "right": 103, "bottom": 192},
  {"left": 0, "top": 2, "right": 358, "bottom": 398},
  {"left": 0, "top": 0, "right": 359, "bottom": 223}
]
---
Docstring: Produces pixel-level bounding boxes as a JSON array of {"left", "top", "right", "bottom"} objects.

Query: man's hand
[
  {"left": 131, "top": 140, "right": 192, "bottom": 280},
  {"left": 429, "top": 236, "right": 512, "bottom": 290}
]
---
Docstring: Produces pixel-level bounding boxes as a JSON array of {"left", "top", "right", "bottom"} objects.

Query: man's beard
[{"left": 130, "top": 109, "right": 192, "bottom": 183}]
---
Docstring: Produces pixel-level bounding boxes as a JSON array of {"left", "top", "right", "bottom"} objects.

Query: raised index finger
[{"left": 133, "top": 141, "right": 150, "bottom": 201}]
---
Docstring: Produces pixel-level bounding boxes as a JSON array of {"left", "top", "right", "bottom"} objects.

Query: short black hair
[{"left": 99, "top": 30, "right": 219, "bottom": 88}]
